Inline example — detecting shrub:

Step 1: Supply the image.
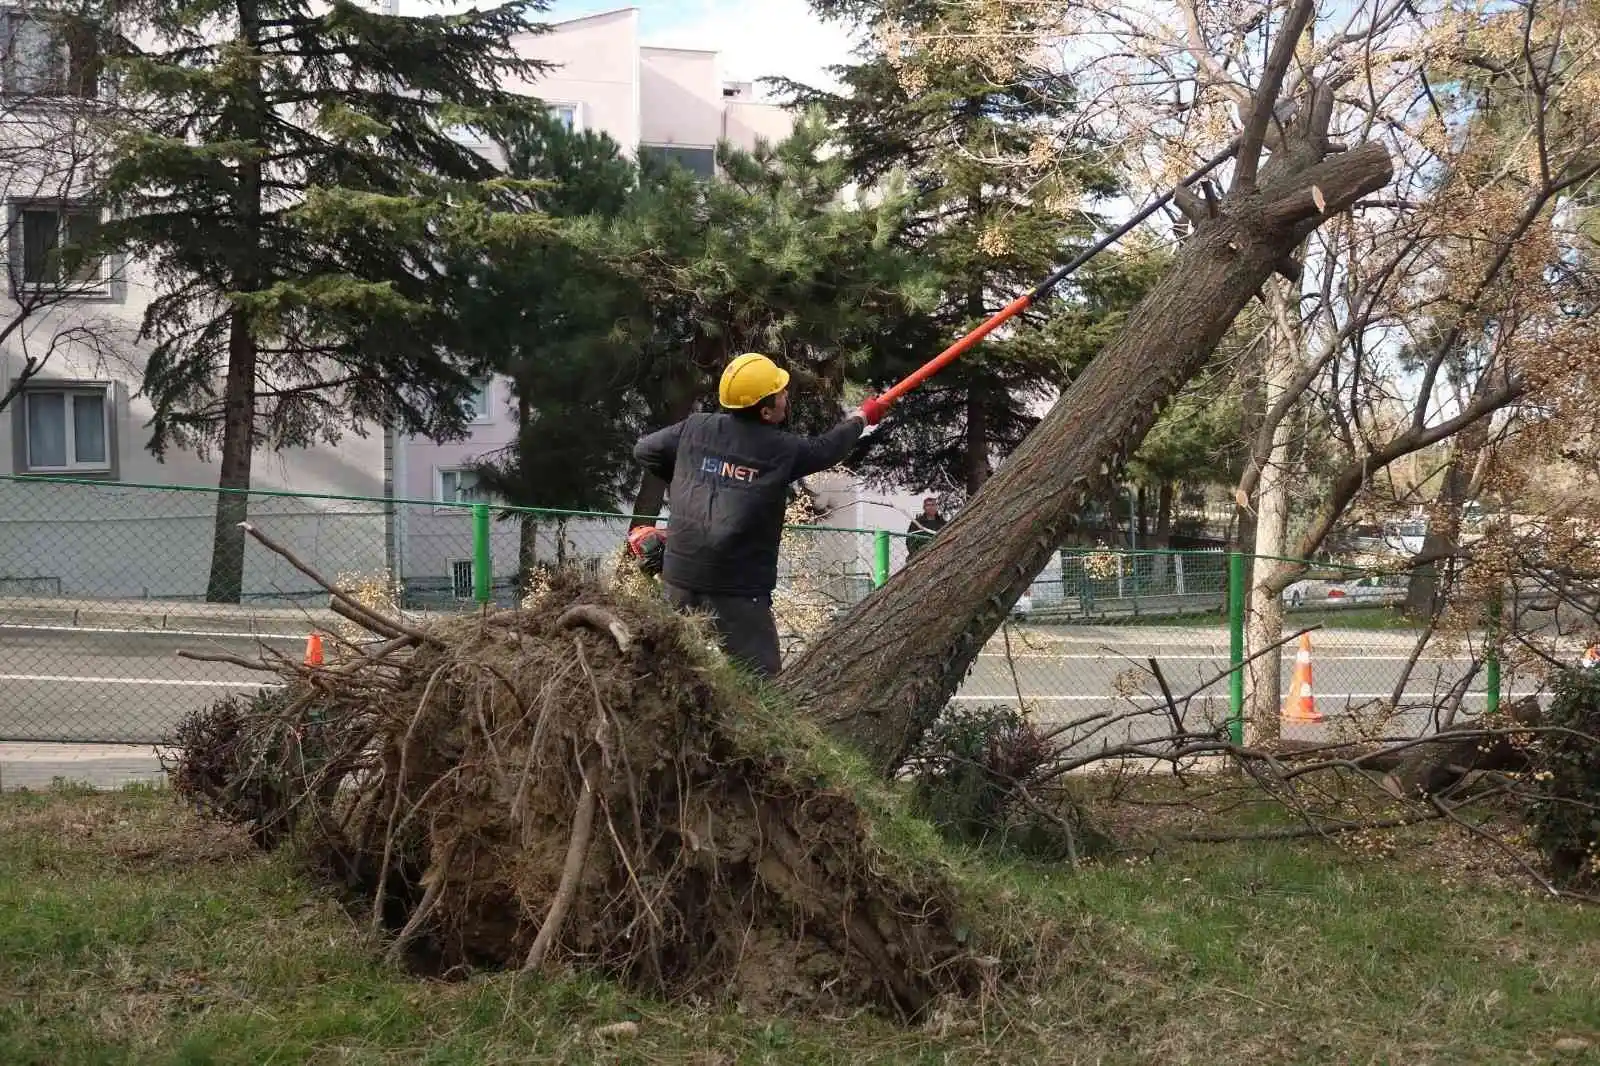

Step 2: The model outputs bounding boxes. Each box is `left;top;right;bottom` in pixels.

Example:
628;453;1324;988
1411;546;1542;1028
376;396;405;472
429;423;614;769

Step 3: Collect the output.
905;702;1104;861
1524;668;1600;886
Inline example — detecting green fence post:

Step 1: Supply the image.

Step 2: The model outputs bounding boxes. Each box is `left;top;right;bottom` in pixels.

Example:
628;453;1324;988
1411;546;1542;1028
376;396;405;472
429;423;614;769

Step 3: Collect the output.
1228;552;1246;745
472;503;492;605
1485;595;1502;715
872;529;891;588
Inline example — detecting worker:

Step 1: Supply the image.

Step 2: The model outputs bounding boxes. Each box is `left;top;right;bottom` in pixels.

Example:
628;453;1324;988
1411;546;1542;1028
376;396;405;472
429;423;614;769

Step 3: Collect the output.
905;496;946;559
633;353;885;678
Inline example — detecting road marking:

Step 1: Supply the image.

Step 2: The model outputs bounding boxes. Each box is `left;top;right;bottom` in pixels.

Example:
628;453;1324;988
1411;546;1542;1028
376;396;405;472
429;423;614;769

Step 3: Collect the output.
1;622;305;641
0;673;280;689
952;691;1540;703
972;646;1465;656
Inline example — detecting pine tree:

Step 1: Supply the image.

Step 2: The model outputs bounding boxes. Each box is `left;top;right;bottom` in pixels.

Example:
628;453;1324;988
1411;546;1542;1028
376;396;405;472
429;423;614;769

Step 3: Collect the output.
100;0;550;602
777;0;1135;495
461;112;643;584
598;111;937;520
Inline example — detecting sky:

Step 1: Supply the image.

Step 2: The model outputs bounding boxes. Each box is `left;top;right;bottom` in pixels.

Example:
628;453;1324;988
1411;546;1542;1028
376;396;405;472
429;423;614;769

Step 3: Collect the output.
399;0;861;96
551;0;858;94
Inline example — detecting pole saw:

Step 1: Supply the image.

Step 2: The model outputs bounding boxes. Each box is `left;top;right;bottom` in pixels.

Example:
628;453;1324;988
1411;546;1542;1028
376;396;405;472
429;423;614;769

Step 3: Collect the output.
871;139;1241;413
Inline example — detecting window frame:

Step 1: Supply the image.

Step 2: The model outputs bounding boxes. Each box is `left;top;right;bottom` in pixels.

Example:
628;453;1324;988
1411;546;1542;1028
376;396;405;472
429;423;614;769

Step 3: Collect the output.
448;558;475;600
548;102;581;132
463;378;494;425
0;7;100;100
434;465;488;512
639;143;717;181
11;200;111;296
13;380;114;475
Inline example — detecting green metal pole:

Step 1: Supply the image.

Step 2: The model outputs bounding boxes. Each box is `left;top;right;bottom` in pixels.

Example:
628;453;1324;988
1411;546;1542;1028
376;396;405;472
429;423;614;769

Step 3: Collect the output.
1485;595;1502;715
472;503;492;605
1228;552;1246;745
872;530;891;588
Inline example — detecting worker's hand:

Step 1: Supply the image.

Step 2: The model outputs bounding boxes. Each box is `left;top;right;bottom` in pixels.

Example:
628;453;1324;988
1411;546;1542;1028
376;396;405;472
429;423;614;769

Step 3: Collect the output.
857;396;889;426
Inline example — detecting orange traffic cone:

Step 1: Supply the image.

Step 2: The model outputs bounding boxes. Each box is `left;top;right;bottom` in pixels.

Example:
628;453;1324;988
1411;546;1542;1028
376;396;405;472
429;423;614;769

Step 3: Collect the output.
1281;632;1324;723
304;631;325;667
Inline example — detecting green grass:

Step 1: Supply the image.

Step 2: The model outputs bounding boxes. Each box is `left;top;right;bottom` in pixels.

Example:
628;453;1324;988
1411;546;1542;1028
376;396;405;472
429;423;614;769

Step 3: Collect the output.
2;786;1597;1064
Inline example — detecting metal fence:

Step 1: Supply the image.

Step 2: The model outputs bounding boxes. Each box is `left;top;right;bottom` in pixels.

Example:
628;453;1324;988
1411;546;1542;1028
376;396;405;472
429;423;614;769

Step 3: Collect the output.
0;475;1557;752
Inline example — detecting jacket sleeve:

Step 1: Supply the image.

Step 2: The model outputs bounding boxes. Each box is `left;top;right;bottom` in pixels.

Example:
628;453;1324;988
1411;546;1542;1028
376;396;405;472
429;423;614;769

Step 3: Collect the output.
791;415;866;479
634;421;684;482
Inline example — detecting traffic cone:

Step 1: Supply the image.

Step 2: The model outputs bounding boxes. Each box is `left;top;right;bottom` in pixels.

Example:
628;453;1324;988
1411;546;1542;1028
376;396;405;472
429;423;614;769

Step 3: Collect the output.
304;631;325;667
1281;632;1324;723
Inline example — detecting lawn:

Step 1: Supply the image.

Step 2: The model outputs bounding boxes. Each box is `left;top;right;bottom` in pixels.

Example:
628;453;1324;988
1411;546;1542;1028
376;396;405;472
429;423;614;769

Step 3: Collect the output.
2;785;1597;1065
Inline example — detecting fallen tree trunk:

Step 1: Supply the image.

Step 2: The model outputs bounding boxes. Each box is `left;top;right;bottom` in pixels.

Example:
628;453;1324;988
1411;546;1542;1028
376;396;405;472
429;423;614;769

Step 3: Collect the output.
779;58;1394;773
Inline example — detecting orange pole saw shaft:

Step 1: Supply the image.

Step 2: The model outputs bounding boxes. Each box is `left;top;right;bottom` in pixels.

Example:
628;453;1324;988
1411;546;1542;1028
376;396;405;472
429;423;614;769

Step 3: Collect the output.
874;139;1241;411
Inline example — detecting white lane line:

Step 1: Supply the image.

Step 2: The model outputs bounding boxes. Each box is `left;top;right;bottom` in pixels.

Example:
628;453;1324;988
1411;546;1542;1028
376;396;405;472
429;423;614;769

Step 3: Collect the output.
952;691;1540;702
2;622;306;641
0;673;281;688
975;653;1459;662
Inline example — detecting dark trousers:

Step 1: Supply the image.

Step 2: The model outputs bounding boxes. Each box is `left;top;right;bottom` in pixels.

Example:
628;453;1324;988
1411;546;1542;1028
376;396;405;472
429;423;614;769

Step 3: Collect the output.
662;582;782;679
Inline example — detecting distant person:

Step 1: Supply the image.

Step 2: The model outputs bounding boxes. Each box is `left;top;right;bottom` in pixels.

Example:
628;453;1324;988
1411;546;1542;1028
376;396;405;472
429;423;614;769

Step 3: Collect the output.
905;496;946;559
634;353;884;678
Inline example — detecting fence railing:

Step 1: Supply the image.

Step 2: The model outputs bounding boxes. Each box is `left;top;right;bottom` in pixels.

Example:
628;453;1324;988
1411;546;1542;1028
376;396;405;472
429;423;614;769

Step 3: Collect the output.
0;475;1553;751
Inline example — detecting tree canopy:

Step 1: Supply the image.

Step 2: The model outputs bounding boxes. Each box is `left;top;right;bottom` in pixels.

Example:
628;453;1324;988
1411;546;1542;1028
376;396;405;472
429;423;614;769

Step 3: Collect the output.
101;0;550;600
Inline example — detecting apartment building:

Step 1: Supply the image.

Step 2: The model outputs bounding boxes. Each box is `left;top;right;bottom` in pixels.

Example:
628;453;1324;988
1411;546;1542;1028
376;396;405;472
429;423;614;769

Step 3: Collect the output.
0;7;387;603
391;7;798;601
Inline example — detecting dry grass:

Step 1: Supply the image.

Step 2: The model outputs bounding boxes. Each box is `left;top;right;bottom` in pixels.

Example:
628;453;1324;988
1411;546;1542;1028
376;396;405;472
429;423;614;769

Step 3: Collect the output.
3;782;1600;1064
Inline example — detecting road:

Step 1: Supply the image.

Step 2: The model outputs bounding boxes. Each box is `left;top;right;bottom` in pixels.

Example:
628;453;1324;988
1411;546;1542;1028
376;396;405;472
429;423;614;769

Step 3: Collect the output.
1;621;1538;749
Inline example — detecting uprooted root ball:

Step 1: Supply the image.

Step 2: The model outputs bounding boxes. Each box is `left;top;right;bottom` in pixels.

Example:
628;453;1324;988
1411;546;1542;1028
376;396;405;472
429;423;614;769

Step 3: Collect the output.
168;572;1009;1017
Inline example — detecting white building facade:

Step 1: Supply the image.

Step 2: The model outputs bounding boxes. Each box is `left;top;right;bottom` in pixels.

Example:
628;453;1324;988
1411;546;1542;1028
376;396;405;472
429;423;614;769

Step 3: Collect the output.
391;7;800;603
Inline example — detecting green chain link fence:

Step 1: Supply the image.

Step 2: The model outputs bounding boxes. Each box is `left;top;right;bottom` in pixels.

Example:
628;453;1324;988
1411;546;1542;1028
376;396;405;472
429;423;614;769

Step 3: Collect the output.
0;475;1545;750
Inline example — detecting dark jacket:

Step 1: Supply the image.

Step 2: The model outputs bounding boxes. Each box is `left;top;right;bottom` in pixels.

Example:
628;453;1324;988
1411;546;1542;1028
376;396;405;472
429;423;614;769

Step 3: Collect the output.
905;513;946;556
635;411;864;596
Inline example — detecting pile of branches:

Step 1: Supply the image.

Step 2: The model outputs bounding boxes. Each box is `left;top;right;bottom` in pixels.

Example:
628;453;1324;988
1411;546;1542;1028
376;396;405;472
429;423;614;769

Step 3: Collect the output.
166;523;1002;1018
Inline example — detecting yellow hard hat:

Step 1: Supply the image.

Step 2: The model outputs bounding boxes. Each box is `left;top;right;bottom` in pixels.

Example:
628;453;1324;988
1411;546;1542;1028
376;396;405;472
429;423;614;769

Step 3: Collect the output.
719;353;791;409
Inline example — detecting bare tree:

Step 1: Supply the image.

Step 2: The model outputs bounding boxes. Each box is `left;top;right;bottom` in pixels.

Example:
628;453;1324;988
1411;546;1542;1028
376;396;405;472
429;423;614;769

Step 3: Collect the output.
780;0;1396;773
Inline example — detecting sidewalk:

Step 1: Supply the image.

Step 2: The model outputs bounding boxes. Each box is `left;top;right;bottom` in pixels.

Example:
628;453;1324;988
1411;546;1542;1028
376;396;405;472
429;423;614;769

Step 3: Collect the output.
0;742;167;791
1;594;340;637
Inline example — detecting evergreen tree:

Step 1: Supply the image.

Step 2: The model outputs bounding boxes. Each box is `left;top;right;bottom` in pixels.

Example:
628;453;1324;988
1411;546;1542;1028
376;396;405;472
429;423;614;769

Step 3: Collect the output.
461;112;643;583
1128;361;1247;539
598;111;937;519
778;0;1138;494
100;0;550;602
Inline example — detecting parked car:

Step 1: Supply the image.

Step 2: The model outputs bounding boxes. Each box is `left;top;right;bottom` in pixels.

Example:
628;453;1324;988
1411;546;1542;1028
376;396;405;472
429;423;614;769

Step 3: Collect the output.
1283;575;1407;607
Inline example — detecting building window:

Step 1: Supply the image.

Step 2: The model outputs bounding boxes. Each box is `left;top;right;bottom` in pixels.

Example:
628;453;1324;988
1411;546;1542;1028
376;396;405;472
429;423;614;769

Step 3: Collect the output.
450;559;475;600
550;104;578;131
0;10;99;98
436;467;488;508
463;379;494;424
18;383;111;473
640;144;716;181
14;203;104;290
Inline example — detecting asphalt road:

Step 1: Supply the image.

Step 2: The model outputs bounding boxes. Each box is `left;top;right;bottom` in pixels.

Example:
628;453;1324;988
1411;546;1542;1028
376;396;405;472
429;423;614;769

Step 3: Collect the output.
1;622;1536;748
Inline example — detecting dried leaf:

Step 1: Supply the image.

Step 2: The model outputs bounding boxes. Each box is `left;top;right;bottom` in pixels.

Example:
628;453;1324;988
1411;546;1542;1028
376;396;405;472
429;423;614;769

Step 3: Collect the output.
1312;185;1327;213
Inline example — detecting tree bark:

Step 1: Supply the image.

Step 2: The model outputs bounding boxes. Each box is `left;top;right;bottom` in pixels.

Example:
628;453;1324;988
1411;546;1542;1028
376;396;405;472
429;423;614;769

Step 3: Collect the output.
1404;419;1489;617
1243;280;1299;743
518;514;539;594
1156;482;1174;540
778;120;1393;773
205;0;264;605
964;380;990;494
206;309;257;603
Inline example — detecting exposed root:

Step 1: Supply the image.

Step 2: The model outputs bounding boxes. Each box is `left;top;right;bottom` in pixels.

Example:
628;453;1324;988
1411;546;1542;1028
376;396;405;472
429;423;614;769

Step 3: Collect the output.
524;750;599;974
167;561;1006;1018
